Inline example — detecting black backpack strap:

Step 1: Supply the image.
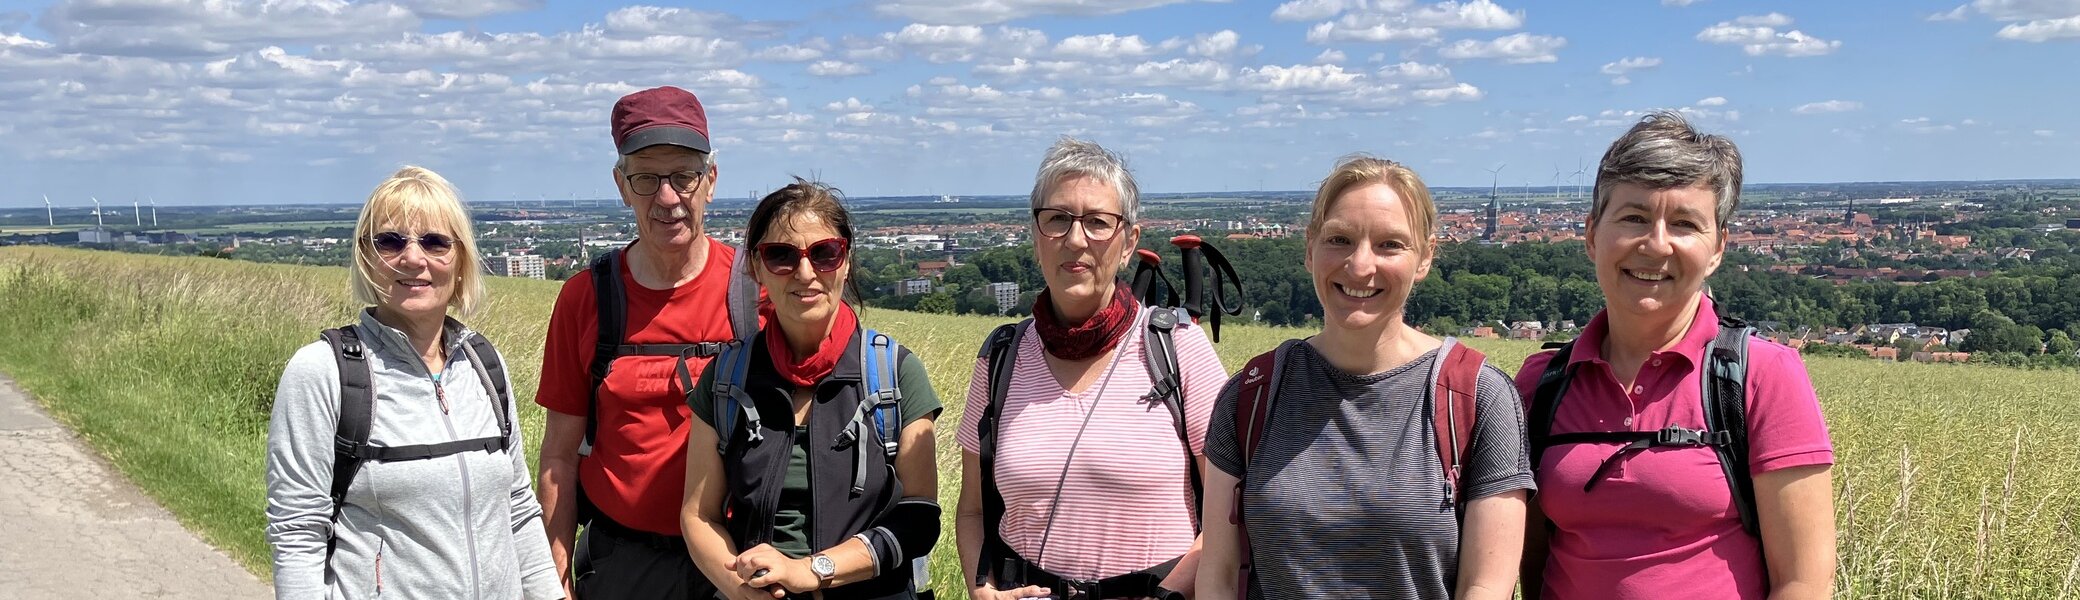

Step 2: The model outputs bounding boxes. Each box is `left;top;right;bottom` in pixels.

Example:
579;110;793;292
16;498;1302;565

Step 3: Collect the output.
975;320;1027;586
1706;316;1760;538
585;249;626;455
321;326;374;560
725;245;761;342
1139;307;1200;529
1527;340;1579;468
461;334;514;453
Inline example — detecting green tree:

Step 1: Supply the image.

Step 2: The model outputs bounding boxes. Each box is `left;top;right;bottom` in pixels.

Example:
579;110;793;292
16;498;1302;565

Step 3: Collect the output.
915;292;955;314
2047;330;2076;356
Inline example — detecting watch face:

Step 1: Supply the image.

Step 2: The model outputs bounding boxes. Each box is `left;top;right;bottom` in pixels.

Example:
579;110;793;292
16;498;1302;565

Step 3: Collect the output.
812;554;837;577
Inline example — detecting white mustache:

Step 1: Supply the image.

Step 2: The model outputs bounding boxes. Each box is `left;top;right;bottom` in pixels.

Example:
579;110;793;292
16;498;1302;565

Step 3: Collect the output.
652;206;690;221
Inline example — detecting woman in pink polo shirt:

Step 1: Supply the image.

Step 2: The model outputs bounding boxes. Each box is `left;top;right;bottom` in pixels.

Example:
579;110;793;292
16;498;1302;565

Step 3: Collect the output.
1513;111;1837;600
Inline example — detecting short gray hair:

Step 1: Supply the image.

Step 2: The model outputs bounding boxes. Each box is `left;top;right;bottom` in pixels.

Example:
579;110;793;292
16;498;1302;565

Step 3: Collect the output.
1591;110;1743;231
1030;137;1139;223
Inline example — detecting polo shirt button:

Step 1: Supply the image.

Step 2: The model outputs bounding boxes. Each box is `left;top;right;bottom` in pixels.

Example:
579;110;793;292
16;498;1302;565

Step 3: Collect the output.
1651;359;1663;367
1632;385;1644;395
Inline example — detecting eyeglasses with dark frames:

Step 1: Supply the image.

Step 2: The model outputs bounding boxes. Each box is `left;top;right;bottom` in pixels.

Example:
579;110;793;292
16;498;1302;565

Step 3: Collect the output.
623;168;709;197
754;238;851;276
1032;207;1126;241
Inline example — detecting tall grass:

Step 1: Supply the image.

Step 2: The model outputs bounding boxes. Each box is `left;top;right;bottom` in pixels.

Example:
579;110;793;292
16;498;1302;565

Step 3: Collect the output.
0;247;2075;598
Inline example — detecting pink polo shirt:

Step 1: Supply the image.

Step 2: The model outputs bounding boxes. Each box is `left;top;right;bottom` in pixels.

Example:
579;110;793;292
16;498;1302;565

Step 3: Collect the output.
1513;296;1834;600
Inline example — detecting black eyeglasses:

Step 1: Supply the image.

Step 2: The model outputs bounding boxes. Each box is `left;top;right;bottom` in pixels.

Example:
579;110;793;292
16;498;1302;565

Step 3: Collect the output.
1032;208;1126;241
369;231;456;258
754;238;850;276
624;169;708;197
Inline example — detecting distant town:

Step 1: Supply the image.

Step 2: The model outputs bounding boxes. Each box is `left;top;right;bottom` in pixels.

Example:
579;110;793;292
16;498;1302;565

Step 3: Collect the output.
6;179;2079;368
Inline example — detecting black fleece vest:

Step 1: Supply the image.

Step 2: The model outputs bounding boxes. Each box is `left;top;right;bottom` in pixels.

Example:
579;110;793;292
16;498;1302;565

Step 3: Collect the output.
721;329;918;600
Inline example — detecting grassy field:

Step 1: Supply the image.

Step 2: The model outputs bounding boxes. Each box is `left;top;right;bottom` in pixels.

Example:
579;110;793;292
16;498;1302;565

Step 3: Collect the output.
0;246;2076;598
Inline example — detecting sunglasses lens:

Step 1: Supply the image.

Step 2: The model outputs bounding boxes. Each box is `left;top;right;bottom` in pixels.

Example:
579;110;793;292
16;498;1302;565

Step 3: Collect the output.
372;232;409;255
758;245;799;274
420;234;455;256
808;240;846;271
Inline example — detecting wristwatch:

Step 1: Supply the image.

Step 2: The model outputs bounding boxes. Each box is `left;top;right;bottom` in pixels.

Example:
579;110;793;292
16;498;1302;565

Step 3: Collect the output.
809;553;838;584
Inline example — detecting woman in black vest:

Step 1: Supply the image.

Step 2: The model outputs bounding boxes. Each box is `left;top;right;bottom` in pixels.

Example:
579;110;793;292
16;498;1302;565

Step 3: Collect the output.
681;179;944;600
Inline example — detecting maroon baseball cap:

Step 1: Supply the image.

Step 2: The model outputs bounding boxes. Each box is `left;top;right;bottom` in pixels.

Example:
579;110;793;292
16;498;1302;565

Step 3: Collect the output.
611;86;711;155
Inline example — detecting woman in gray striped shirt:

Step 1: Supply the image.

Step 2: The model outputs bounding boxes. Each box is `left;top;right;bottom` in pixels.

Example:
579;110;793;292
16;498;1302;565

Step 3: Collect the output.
1196;156;1535;600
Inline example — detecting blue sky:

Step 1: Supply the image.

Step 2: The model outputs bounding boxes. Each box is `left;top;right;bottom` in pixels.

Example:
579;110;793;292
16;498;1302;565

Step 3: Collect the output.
0;0;2075;207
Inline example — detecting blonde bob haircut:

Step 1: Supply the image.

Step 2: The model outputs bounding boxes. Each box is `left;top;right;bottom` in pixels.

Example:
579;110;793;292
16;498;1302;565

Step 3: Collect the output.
349;166;485;318
1305;155;1439;257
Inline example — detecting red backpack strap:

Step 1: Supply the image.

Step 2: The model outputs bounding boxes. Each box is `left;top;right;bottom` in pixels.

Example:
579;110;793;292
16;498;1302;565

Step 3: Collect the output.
1432;337;1486;511
1230;340;1296;600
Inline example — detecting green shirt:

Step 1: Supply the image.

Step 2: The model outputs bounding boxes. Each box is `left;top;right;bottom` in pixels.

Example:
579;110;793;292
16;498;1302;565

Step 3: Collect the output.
689;349;942;558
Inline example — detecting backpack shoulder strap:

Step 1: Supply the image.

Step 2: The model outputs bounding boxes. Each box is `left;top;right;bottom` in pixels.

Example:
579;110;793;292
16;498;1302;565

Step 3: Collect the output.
585;249;626;454
862;329;904;461
1430;337;1486;511
1230;339;1297;598
1528;340;1579;468
320;326;373;559
973;320;1027;586
725;244;761;342
460;335;515;452
710;338;762;455
1705;316;1761;538
1138;307;1200;528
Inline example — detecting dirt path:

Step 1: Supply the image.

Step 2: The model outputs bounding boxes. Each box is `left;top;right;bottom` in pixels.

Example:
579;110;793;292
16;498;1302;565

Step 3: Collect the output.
0;374;270;599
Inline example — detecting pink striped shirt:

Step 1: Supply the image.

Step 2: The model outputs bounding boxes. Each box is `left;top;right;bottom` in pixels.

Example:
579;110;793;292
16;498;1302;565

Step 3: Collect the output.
957;313;1228;580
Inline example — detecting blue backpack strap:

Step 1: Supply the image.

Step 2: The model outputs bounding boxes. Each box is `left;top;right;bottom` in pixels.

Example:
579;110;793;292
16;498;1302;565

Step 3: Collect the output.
863;329;904;461
711;341;762;455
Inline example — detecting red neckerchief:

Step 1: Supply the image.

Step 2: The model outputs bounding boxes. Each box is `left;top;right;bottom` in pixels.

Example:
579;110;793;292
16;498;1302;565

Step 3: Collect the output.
1031;284;1137;361
760;302;859;388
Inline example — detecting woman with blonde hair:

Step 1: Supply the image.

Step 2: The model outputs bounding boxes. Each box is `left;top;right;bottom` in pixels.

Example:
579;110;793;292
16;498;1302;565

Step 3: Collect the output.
265;166;563;599
1197;156;1533;600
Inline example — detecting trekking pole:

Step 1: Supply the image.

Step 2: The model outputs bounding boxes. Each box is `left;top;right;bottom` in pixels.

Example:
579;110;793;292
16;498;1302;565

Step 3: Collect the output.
1130;248;1175;307
1171;235;1207;322
1170;234;1247;342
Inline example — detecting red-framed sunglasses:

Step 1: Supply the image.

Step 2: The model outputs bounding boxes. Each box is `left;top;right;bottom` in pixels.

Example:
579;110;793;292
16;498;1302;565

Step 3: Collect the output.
753;238;850;276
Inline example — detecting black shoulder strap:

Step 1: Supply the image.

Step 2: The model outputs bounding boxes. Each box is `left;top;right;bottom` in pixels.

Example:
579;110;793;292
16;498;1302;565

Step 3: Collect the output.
1527;339;1578;468
975;320;1027;586
321;326;373;560
586;249;626;452
1705;315;1760;538
463;334;515;452
1140;307;1201;529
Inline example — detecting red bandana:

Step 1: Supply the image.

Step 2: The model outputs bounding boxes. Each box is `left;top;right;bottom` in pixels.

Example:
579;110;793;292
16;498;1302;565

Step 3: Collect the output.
760;302;860;389
1031;284;1138;361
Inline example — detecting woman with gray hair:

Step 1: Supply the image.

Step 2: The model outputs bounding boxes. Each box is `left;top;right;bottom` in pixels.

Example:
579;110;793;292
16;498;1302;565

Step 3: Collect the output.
1513;111;1836;600
955;138;1230;599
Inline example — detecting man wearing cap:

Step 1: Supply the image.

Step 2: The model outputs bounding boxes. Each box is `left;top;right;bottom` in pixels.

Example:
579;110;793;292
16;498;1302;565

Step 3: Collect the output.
536;85;756;599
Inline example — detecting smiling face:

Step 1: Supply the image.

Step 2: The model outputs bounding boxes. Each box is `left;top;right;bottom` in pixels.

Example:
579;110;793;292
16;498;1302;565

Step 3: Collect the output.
1031;173;1140;320
1585;182;1726;321
370;218;458;325
752;211;849;335
1305;182;1433;336
616;145;714;249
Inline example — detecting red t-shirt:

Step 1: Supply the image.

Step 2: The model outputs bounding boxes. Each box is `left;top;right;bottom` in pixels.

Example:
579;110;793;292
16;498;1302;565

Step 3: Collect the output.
537;239;739;535
1513;295;1834;600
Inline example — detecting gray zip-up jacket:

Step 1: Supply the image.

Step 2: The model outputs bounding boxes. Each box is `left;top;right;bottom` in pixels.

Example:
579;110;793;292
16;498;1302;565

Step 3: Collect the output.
265;310;562;599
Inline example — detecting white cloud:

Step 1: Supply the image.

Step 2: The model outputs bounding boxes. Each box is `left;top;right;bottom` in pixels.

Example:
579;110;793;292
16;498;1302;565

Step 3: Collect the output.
1301;0;1525;44
1377;61;1451;80
1600;56;1660;76
1997;15;2080;41
1928;5;1971;21
824;97;874;112
882;23;1047;63
1899;117;1958;133
1053;34;1172;59
599;5;781;37
1315;48;1347;63
1564;114;1588;123
40;0;420;57
871;0;1211;25
806;60;870;76
1662;0;1702;6
1413;82;1483;103
1696;96;1727;106
1186;30;1242;57
1438;33;1567;64
1272;0;1355;21
1972;0;2080;21
1697;15;1842;57
1793;100;1862;114
2035;129;2057;137
392;0;542;20
753;44;825;62
1230;63;1363;92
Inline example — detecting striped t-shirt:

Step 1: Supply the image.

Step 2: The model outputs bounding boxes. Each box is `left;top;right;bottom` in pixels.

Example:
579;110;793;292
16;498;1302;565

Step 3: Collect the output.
1206;341;1535;600
956;313;1229;581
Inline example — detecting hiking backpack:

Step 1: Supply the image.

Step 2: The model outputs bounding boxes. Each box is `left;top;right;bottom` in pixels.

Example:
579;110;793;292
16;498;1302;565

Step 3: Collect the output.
1527;315;1762;539
1226;337;1488;597
319;325;514;558
581;245;760;457
971;307;1199;599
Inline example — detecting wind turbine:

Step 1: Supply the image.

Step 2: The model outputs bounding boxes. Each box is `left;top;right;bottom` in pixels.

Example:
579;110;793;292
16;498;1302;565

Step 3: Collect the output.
42;194;53;227
133;198;141;226
91;196;103;228
1552;165;1566;200
149;197;158;227
1571;159;1588;201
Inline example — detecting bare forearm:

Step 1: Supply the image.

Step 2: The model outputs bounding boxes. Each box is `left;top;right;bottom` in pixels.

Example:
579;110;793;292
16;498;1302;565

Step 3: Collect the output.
538;456;580;579
683;515;747;590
